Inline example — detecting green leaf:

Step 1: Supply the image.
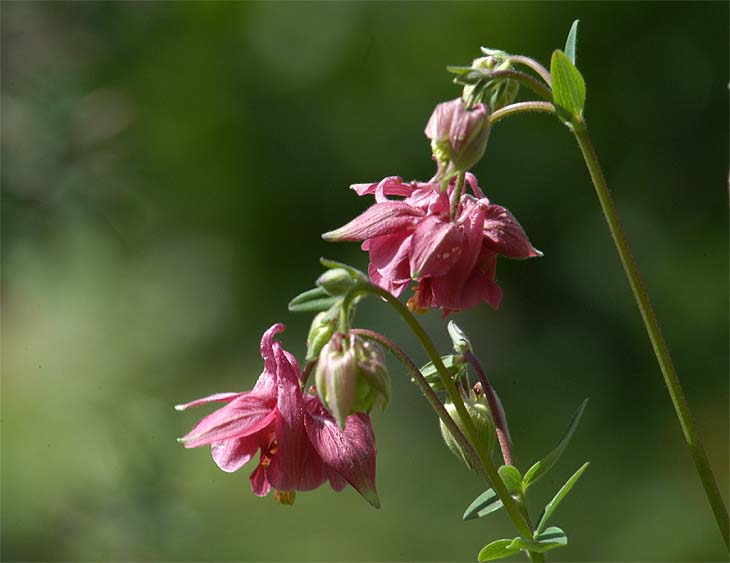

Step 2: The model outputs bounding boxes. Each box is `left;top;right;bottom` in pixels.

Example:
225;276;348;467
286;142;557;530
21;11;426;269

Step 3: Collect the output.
446;65;475;75
536;462;590;533
463;488;503;520
550;50;586;123
535;526;568;550
506;529;567;554
477;539;521;562
418;355;465;392
522;398;589;490
564;20;580;64
498;465;523;495
288;287;340;313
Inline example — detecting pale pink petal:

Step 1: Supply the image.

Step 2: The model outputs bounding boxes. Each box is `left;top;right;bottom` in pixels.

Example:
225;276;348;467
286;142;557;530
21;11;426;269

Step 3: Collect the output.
351;177;414;198
409;216;464;278
179;393;277;448
249;462;272;497
211;435;261;473
465;172;486;199
304;401;380;508
174;392;242;411
322;202;423;242
482;204;542;259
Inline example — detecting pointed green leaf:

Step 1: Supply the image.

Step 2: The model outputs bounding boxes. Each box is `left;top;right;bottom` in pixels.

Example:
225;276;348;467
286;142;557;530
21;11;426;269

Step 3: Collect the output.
463;488;503;520
522;398;589;490
564;20;580;64
535;526;568;550
536;462;590;533
288;287;341;313
446;65;475;75
498;465;523;495
418;355;465;392
550;50;586;123
478;539;521;562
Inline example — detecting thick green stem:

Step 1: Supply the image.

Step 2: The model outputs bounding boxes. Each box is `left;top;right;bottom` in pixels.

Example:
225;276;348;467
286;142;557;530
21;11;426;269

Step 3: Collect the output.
341;283;543;560
450;172;466;221
350;328;482;473
572;117;730;549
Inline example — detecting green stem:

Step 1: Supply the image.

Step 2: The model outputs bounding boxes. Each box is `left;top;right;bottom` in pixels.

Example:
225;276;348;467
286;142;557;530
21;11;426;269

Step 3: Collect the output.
490;101;556;126
571;117;730;549
350;328;482;473
507;55;552;87
342;283;543;560
450;172;466;221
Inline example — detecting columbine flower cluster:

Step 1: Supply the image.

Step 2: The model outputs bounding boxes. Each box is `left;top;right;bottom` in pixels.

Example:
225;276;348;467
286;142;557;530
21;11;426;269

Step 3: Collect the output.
177;94;539;508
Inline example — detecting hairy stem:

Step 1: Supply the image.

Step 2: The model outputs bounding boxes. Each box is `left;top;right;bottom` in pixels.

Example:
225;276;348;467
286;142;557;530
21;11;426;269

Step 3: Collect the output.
507;55;552;86
350;328;481;473
450;172;466;222
490;101;556;126
463;351;514;467
341;283;542;560
572;117;730;549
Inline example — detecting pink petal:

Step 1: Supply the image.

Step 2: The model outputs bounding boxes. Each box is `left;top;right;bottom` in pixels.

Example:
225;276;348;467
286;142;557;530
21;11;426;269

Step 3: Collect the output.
351;177;414;199
266;435;328;492
368;232;412;284
409;216;464;278
458;251;503;311
249;461;272;497
322;202;423;242
367;264;410;297
482;204;542;259
465;172;486;199
211;435;261;473
304;401;380;508
179;393;277;448
174;392;242;411
254;323;287;394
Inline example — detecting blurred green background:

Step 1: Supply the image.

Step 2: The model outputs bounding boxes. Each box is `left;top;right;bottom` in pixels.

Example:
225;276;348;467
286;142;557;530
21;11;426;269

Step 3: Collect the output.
2;2;728;561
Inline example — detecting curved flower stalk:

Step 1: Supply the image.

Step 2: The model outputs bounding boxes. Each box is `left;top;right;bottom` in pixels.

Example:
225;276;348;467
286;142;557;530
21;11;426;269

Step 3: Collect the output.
323;174;540;315
176;323;379;507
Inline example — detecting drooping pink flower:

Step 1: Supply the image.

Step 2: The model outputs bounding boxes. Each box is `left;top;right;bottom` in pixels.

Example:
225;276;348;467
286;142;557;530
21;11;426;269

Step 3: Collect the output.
176;323;379;507
323;174;540;314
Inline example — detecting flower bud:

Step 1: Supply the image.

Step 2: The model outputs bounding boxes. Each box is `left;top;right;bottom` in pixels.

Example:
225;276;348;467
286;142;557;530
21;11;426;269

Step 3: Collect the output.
440;390;495;472
352;336;390;413
425;99;490;177
316;333;357;428
316;268;357;296
305;306;338;361
315;333;390;427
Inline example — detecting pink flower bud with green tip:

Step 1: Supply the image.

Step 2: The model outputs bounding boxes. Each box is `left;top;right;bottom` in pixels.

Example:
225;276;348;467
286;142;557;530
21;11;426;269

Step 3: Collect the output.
176;323;380;508
425;99;490;177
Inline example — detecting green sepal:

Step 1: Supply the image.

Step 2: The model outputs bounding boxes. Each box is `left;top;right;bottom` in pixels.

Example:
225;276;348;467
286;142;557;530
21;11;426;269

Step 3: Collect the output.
477;539;521;562
522;398;589;490
319;257;367;282
564;20;580;64
536;462;590;534
446;65;475;75
418;354;466;392
447;320;472;353
534;526;568;551
462;488;503;520
550;49;586;125
498;465;523;495
288;287;341;313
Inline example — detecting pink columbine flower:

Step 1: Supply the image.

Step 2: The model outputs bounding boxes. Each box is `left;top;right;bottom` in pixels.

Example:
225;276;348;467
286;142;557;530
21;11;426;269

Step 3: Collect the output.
176;323;380;508
322;174;540;314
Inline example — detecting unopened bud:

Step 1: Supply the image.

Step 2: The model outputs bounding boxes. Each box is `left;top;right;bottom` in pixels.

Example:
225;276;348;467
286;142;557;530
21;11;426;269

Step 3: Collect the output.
440;391;495;472
306;307;338;361
317;268;357;296
315;333;391;427
316;333;357;428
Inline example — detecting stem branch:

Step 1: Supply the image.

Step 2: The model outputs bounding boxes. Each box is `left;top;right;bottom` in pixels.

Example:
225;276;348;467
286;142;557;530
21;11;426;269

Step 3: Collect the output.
572;117;730;549
490;101;556;126
507;55;552;87
350;328;481;473
450;172;466;221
